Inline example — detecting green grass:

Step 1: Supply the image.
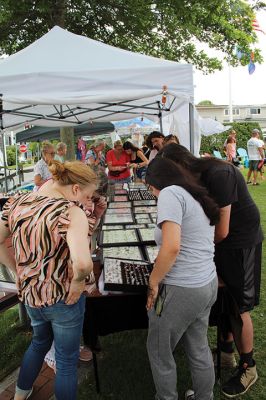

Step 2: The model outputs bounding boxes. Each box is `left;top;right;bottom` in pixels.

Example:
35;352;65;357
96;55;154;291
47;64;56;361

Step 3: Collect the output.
0;170;265;400
0;306;31;381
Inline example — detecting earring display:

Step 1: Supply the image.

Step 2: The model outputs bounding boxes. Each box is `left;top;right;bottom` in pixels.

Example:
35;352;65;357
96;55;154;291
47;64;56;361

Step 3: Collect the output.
144;245;159;263
106;207;132;215
108;201;132;208
134;206;157;214
114;184;124;190
99;229;139;247
114;189;128;195
140;190;157;200
102;246;143;261
134;214;151;224
133;200;156;206
128;191;142;201
113;195;129;202
103;213;134;224
125;224;146;229
128;183;146;190
138;228;155;244
104;257;153;292
102;225;124;231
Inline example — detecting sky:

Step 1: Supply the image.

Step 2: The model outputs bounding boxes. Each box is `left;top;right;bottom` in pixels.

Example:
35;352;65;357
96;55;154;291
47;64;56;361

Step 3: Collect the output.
193;10;266;106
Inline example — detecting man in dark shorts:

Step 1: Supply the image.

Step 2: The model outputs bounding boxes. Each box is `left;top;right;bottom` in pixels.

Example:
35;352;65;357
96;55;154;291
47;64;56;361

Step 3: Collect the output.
156;143;263;399
201;161;263;398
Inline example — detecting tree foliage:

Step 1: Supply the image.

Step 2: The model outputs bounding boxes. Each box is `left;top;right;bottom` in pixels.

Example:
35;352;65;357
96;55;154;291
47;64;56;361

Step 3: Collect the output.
200;121;262;154
0;0;265;72
197;100;214;105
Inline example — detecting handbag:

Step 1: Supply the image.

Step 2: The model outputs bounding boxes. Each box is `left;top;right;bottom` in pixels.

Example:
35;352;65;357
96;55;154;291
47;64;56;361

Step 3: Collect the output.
109;168;127;177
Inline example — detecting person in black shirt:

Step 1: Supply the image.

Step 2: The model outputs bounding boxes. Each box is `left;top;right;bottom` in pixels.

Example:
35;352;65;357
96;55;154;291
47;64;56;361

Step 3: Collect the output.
157;143;263;399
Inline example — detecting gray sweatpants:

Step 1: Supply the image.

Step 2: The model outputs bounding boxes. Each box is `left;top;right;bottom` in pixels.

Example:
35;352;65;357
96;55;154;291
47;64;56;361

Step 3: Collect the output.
147;277;218;400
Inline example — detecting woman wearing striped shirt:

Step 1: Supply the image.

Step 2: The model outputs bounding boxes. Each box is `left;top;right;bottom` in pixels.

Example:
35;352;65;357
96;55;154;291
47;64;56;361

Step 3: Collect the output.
0;161;98;400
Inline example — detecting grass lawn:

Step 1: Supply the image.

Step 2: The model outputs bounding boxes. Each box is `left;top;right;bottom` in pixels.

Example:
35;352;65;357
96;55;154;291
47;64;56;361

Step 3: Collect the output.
0;169;265;400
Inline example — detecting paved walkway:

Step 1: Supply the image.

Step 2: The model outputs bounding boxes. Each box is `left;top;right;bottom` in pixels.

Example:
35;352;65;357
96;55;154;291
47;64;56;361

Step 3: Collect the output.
0;361;92;400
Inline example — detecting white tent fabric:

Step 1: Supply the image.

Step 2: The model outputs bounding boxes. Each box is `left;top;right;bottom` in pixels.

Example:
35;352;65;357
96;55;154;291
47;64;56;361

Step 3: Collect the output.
0;26;194;130
162;106;229;156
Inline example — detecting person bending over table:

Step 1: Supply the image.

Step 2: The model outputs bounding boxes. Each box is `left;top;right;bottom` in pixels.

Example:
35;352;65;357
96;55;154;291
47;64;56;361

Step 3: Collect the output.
158;143;263;398
0;160;98;400
123;140;149;181
106;140;131;184
145;157;219;400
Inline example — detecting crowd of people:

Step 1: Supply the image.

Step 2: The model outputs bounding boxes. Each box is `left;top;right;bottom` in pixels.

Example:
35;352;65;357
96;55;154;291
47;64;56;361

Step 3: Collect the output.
0;127;264;400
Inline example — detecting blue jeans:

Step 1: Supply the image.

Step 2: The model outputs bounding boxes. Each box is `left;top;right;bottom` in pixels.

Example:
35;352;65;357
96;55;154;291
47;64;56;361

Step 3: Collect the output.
16;295;85;400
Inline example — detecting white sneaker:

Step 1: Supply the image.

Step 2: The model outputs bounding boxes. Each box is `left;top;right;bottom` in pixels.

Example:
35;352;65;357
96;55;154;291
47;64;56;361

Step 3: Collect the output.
185;389;195;400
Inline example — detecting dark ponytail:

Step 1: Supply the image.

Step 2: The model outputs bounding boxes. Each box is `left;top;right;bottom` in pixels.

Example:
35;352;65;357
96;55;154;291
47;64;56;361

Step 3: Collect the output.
145;157;220;226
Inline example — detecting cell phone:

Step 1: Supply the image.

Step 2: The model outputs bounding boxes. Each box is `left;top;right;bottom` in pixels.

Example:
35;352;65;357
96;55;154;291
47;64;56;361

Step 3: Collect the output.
154;284;166;317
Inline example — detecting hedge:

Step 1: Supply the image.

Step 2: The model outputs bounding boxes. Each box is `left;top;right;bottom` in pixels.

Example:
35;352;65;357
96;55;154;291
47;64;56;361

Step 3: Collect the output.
200;122;262;155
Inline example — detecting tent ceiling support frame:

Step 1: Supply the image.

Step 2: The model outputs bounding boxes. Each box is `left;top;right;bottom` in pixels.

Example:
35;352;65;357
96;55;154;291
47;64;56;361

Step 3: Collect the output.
1;95;175;129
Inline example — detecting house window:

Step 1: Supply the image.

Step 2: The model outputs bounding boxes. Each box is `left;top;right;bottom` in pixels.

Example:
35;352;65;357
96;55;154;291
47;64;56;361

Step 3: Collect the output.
224;109;240;116
250;108;261;115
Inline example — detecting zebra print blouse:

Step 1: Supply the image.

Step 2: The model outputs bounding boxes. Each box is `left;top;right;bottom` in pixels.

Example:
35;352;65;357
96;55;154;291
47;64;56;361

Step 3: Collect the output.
1;193;96;308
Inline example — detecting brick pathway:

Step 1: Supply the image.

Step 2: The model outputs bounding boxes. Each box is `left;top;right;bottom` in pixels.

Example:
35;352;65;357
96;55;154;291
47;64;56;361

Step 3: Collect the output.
0;363;55;400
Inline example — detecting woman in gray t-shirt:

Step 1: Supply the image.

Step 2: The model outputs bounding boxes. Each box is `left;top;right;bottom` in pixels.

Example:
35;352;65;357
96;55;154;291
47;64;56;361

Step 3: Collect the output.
145;157;219;400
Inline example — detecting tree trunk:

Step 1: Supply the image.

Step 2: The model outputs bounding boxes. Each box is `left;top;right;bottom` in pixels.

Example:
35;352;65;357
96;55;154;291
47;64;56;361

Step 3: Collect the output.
52;0;66;28
60;127;75;160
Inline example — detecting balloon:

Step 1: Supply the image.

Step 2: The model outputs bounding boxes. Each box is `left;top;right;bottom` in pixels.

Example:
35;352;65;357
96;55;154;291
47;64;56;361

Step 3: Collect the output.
236;49;243;59
248;62;256;75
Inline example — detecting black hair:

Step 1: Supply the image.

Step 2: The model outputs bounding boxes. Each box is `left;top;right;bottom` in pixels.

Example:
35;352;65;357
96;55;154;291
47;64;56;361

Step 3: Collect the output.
123;141;139;152
158;143;227;174
145;157;220;226
146;131;165;149
163;134;180;144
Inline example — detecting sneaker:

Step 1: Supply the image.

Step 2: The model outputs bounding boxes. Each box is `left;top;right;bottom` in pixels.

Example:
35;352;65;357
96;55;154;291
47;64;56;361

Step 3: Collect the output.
79;345;93;362
247;181;252;184
213;349;237;369
222;363;258;398
185;389;195;400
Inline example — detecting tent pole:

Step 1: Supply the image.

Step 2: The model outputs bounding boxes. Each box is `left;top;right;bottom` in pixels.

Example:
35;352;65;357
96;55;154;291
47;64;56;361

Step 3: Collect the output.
189;103;194;155
0;94;8;193
157;101;163;134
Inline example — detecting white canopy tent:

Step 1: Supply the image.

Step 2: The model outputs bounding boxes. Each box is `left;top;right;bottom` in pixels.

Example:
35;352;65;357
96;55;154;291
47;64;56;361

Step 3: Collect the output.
0;26;195;190
0;26;194;128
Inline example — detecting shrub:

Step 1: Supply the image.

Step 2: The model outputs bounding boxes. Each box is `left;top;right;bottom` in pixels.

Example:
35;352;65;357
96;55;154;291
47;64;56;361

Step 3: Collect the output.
200;122;262;154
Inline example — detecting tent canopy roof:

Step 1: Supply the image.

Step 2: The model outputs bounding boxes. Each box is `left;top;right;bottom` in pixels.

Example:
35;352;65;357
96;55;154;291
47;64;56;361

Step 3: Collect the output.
16;121;114;142
0;26;194;129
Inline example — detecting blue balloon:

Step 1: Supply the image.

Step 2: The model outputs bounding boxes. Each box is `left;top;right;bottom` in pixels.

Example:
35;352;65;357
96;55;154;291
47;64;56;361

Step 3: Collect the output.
236;50;243;59
248;62;256;75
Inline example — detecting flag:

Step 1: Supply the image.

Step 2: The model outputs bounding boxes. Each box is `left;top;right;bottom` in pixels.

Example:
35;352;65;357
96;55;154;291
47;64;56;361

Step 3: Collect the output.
252;19;265;34
248;62;255;75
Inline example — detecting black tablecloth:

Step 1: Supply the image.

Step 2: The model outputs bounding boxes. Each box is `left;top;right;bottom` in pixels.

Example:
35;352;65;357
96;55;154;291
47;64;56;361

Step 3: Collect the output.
83;293;148;350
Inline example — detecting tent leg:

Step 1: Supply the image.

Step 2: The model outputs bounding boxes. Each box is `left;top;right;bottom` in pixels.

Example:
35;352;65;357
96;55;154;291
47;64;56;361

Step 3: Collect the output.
189;103;194;155
0;95;8;193
157;101;163;134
